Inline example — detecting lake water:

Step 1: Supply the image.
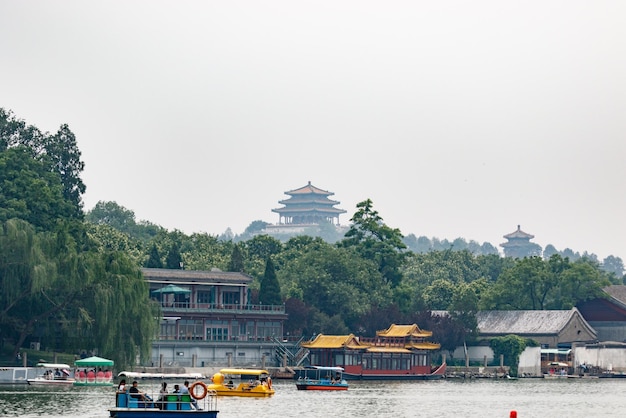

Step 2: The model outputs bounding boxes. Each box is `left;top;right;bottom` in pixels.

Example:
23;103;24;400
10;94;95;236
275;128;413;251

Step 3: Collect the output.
1;378;626;418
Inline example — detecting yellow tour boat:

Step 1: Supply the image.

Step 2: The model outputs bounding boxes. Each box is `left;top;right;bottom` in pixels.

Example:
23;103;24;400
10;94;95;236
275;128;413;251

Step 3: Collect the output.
193;369;274;398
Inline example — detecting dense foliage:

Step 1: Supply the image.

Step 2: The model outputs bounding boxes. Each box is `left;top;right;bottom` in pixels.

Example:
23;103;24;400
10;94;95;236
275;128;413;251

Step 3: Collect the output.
2;107;625;368
0;109;159;368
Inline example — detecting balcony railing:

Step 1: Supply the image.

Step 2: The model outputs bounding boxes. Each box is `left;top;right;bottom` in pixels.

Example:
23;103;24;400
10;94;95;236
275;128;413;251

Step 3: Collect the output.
158;302;285;314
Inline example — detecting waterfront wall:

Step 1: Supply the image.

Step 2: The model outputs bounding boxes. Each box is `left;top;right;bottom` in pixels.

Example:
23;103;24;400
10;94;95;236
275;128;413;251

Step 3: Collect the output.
150;340;280;369
573;344;626;372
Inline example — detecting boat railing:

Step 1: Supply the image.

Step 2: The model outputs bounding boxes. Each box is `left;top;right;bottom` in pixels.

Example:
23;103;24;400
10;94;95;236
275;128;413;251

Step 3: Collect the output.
159;301;285;314
116;389;217;411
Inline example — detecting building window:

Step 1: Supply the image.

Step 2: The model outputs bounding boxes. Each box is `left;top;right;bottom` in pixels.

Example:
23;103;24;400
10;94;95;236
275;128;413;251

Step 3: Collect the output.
178;319;203;340
222;291;240;305
197;290;214;305
257;321;281;339
206;320;229;341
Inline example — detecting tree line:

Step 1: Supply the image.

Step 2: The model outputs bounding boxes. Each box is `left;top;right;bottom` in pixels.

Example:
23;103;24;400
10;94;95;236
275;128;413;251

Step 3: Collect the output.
1;108;624;368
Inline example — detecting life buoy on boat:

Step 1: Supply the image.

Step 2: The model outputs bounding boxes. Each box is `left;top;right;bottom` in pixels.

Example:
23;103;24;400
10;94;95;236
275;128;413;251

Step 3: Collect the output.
190;382;208;400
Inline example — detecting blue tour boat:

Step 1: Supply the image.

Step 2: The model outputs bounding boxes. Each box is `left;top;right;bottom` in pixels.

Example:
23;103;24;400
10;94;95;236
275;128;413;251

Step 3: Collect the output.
109;385;218;418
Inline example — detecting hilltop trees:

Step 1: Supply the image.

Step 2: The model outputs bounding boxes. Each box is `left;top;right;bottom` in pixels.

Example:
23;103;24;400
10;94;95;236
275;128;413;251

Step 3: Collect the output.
339;199;406;286
1;109;85;220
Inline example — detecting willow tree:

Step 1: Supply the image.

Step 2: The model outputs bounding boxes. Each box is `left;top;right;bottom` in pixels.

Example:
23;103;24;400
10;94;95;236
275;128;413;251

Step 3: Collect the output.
81;251;160;369
0;219;56;357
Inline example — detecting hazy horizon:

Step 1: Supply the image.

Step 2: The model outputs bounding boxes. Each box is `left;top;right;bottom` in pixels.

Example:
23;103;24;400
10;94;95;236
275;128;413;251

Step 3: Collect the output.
1;1;624;260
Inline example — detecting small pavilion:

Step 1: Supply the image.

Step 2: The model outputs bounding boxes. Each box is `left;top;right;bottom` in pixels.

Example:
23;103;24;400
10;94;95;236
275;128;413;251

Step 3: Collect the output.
272;181;346;226
500;225;541;258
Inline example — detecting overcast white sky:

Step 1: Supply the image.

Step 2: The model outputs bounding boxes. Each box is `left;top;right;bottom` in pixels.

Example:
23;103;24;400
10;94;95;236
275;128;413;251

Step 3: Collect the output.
1;1;625;260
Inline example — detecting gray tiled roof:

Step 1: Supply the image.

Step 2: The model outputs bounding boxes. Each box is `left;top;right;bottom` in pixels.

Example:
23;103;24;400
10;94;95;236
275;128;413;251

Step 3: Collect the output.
476;309;580;335
141;268;253;285
604;285;626;308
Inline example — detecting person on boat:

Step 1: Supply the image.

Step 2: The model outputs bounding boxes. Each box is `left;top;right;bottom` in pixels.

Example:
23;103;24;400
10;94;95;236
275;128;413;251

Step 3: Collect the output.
129;380;153;408
179;380;201;410
157;382;168;409
117;379;127;392
173;384;180;393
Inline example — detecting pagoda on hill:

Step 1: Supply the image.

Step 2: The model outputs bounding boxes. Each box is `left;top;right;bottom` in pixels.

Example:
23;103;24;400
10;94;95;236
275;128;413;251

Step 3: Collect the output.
272;181;347;226
500;225;542;258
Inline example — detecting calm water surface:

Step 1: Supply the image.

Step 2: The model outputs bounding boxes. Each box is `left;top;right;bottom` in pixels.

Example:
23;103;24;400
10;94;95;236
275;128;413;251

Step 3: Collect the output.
1;378;626;418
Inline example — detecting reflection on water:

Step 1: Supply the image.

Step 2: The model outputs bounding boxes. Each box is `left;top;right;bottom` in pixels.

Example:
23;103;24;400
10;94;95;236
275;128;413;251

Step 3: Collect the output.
2;378;626;418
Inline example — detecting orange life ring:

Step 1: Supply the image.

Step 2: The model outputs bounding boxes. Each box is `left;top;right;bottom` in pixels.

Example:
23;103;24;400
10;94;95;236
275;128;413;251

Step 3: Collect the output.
190;382;208;400
267;377;272;390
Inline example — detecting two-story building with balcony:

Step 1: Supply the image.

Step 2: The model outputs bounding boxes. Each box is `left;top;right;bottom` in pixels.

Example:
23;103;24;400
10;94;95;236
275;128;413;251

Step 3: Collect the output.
143;268;288;369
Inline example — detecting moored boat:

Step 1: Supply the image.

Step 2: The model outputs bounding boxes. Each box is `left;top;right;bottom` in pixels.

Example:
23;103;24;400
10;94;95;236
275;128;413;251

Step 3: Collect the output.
543;362;570;379
109;385;218;418
295;366;348;391
300;324;446;380
203;369;274;397
74;356;115;386
27;363;75;386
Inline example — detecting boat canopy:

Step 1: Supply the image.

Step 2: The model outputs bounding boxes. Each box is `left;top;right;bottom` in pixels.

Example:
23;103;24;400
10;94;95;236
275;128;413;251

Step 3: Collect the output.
36;363;71;369
75;356;114;367
118;371;205;379
541;349;571;355
219;368;270;377
304;366;344;372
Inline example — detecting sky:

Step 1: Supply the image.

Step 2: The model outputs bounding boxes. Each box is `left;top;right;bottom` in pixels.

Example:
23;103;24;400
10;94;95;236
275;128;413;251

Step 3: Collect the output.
1;1;625;260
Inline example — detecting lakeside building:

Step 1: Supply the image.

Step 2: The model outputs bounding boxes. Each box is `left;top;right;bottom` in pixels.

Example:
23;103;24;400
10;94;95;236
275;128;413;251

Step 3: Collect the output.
143;268;290;368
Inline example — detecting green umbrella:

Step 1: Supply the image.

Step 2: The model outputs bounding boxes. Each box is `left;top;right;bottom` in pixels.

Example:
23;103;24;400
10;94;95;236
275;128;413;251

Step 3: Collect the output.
151;284;191;295
75;356;114;367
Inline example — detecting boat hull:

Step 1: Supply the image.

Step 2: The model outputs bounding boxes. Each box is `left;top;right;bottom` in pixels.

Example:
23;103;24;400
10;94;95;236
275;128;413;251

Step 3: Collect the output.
204;385;274;397
296;383;348;391
109;408;217;418
27;378;75;386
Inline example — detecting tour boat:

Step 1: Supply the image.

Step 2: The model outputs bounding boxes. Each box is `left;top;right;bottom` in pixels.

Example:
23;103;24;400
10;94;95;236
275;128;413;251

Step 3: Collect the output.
110;386;218;418
74;356;115;386
202;369;274;397
300;324;447;380
295;366;349;391
27;363;75;386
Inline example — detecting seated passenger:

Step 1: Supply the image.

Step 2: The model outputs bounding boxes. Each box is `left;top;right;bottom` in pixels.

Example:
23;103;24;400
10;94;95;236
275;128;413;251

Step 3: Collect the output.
129;380;153;408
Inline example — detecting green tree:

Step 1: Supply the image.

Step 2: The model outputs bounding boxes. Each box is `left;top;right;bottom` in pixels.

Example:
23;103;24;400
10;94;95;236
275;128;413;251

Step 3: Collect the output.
602;255;624;279
0;219;56;356
278;242;391;332
481;256;552;310
489;335;528;377
86;201;137;232
423;279;456;310
449;283;479;341
228;243;244;272
1;109;85;219
339;199;406;286
43;124;86;217
0;147;75;230
259;258;282;306
166;243;183;269
83;251;160;368
145;243;163;268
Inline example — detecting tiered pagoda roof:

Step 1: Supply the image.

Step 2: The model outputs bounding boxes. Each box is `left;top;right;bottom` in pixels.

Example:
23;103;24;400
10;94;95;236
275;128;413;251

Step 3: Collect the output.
500;225;541;258
301;324;441;352
272;181;347;225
